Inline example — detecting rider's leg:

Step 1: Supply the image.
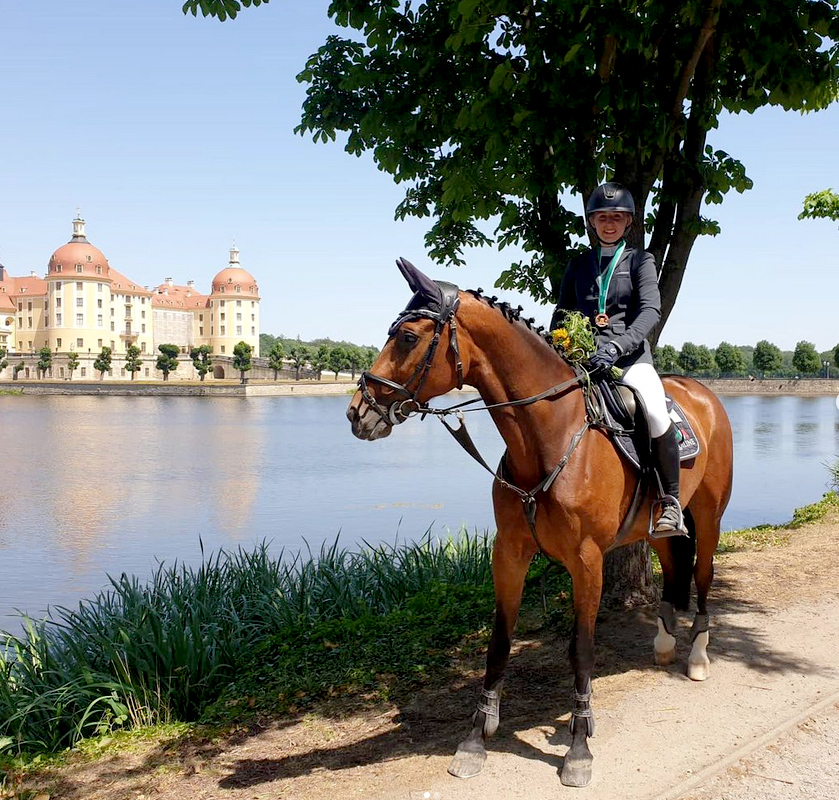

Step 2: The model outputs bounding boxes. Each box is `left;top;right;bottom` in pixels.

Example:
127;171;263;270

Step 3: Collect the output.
650;423;687;535
620;363;687;537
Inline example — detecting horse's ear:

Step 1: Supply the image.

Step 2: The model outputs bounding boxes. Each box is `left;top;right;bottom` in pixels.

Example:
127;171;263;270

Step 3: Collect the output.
396;257;441;305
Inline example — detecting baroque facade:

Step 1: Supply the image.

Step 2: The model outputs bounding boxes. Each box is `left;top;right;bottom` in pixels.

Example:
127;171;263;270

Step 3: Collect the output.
0;216;261;380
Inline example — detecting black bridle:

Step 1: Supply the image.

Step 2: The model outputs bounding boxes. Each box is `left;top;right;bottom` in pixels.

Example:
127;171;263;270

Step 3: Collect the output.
358;280;464;426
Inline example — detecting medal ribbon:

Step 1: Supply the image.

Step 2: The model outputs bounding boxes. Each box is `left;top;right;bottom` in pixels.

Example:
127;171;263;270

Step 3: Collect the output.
596;240;626;315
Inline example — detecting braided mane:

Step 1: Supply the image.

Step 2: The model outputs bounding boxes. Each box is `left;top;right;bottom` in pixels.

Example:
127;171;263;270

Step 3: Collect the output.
465;288;555;349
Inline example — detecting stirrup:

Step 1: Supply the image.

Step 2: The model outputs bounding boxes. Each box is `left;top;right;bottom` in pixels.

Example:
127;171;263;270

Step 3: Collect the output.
649;495;688;539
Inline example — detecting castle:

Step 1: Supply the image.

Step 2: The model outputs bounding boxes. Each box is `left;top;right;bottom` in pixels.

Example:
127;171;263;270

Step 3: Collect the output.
0;216;261;380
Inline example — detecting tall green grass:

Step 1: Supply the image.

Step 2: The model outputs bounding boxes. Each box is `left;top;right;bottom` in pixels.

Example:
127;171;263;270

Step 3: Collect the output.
0;530;494;755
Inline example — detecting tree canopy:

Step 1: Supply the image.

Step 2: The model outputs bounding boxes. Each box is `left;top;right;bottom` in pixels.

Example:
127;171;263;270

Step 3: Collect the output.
792;340;822;374
799;188;839;225
186;0;839;337
93;346;113;379
156;344;181;381
233;341;254;383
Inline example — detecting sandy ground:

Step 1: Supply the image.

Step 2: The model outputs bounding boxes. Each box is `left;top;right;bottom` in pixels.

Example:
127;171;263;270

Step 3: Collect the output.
11;515;839;800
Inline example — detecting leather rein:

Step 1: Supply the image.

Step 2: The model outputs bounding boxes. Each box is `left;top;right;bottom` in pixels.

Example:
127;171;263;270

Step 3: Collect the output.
358;285;596;547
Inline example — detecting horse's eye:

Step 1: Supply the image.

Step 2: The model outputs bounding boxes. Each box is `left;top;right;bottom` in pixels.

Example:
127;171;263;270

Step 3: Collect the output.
399;330;419;346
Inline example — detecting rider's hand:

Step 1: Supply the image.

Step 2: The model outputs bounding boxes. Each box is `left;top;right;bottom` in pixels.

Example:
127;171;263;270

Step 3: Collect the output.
588;341;622;374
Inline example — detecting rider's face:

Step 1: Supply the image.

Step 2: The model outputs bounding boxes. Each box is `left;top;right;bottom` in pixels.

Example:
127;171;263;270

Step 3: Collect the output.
590;211;632;244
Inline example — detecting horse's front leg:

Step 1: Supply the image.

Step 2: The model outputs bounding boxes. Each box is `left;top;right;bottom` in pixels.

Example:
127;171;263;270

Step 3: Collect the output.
561;541;603;788
448;527;535;779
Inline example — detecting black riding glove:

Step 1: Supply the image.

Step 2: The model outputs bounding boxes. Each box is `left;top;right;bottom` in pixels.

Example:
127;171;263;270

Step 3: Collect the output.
588;341;622;375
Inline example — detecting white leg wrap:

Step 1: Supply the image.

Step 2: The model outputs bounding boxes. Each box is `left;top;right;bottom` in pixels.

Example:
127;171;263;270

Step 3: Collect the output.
687;630;711;681
654;618;677;665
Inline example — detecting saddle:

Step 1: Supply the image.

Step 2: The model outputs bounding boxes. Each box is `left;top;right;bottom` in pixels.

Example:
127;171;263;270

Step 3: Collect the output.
589;378;701;471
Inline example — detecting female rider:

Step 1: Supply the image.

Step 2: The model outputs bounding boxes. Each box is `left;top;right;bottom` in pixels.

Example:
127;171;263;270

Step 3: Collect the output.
552;182;686;537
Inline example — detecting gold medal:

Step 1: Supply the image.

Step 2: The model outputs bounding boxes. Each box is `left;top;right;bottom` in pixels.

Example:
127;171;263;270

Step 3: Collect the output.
594;313;610;328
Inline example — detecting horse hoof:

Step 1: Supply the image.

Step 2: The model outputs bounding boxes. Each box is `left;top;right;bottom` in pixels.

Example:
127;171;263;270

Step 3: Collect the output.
560;755;593;787
448;743;487;779
687;658;710;681
654;619;677;666
688;630;710;681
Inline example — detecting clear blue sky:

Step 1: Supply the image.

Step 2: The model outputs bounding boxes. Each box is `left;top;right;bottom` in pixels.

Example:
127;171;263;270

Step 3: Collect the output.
2;0;837;351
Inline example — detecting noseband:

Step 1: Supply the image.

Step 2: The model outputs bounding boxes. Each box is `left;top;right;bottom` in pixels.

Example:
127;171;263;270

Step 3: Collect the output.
359;280;464;426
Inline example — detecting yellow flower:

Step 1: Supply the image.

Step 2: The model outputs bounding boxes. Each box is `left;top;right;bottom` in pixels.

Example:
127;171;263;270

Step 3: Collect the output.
551;328;569;347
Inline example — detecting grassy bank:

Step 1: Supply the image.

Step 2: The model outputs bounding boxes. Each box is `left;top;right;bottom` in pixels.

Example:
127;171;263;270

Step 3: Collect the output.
2;491;837;783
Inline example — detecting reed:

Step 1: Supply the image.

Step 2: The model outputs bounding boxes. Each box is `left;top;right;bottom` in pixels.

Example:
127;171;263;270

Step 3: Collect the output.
0;528;494;754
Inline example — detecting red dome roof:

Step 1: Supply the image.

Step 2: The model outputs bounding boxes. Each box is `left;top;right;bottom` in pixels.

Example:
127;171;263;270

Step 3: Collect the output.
48;241;111;279
211;266;259;296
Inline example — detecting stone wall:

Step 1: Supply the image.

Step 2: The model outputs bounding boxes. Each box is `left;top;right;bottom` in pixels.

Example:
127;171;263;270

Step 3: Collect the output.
0;380;356;397
697;378;839;396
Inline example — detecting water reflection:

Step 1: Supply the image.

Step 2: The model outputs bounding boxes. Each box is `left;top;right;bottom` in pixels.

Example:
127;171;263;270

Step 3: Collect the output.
0;393;837;628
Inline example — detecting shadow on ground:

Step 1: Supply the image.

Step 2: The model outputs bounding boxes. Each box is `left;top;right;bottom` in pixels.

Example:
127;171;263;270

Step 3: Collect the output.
31;550;829;800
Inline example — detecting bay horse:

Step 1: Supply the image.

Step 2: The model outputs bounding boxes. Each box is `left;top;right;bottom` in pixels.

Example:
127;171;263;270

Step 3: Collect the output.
347;258;733;788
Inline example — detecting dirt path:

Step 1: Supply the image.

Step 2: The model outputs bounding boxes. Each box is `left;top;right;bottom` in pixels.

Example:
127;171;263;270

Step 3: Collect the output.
15;516;839;800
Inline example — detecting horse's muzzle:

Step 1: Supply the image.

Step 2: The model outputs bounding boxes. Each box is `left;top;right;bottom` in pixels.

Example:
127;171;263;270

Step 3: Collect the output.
347;394;393;441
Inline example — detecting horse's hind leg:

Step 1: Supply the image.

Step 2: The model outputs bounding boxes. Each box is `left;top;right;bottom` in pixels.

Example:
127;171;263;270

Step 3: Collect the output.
652;528;696;666
686;506;720;681
448;529;535;779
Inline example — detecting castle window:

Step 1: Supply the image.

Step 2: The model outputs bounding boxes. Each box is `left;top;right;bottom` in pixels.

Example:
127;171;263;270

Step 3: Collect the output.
55;282;62;290
236;326;242;336
76;282;83;291
76;265;83;273
76;338;83;348
76;297;84;307
57;338;62;348
76;313;83;326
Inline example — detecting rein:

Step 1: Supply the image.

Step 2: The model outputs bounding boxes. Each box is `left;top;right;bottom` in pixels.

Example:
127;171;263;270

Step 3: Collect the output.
358;284;600;551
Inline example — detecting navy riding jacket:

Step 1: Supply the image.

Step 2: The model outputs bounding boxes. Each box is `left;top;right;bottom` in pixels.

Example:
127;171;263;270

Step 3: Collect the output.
551;245;661;367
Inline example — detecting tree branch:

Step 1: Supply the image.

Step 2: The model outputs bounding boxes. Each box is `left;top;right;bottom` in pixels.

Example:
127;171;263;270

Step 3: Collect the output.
670;0;722;118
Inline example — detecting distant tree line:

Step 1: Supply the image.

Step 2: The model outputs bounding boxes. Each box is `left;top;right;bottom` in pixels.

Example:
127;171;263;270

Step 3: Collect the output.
654;340;839;379
259;334;379;381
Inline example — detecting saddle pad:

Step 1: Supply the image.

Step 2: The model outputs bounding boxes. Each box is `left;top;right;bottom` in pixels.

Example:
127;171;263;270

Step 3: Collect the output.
608;395;701;470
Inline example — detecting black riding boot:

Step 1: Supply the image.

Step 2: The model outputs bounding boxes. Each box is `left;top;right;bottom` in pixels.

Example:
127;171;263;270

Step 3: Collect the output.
650;423;688;538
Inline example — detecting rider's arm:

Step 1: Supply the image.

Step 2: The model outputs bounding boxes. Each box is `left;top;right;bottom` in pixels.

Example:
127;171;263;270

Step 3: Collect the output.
612;250;661;357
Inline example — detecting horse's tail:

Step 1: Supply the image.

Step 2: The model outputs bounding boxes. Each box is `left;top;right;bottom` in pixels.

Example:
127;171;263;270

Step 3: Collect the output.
669;508;696;611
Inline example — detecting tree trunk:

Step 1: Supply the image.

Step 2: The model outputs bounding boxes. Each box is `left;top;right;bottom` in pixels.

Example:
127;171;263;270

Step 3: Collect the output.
601;541;658;608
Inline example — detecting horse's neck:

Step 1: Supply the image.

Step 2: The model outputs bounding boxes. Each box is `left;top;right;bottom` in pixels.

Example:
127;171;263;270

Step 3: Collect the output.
462;300;584;480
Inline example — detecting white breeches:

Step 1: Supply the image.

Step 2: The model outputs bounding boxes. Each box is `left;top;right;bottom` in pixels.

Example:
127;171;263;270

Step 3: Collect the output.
620;362;670;438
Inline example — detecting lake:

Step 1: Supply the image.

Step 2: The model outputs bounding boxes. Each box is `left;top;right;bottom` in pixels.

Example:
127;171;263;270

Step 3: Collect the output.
1;392;837;629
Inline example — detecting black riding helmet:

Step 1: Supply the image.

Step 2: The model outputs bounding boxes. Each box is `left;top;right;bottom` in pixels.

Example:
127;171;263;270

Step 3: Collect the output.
586;182;635;216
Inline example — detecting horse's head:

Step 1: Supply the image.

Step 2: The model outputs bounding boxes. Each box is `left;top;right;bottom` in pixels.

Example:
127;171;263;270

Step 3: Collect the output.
347;258;465;440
